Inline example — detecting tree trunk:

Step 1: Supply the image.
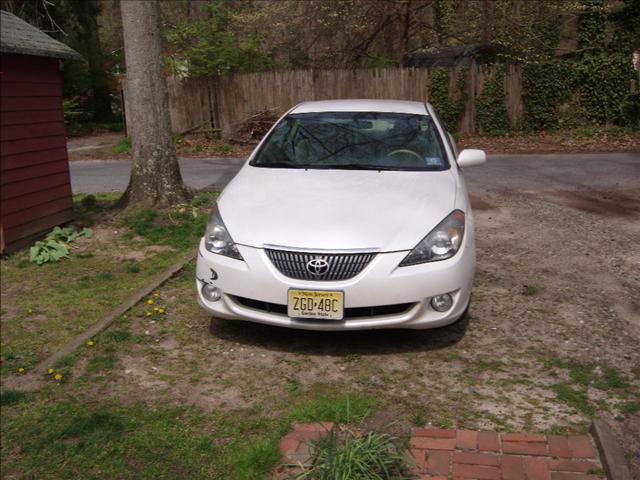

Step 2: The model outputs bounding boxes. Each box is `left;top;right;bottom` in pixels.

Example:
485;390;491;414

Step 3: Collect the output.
398;0;413;67
119;0;190;208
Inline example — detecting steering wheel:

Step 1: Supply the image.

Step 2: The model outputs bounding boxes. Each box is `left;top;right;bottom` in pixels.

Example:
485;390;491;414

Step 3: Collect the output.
387;149;423;161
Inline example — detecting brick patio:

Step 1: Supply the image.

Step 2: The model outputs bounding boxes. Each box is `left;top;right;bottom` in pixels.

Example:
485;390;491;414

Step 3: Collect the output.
409;428;604;480
275;424;605;480
278;422;335;466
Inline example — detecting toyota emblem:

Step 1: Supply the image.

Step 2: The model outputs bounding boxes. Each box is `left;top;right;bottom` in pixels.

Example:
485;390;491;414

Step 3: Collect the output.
306;257;329;276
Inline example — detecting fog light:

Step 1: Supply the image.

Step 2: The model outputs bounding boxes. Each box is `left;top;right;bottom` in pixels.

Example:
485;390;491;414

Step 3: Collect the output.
201;283;221;302
431;293;453;312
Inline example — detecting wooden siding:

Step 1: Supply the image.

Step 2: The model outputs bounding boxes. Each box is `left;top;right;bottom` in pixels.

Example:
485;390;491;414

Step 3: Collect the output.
0;53;73;253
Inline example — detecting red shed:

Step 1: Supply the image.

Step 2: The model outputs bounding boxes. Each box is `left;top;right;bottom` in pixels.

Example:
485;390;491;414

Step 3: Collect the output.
0;10;82;253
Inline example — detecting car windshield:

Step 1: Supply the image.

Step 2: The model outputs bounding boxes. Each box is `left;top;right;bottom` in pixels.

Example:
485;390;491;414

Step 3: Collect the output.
250;111;449;171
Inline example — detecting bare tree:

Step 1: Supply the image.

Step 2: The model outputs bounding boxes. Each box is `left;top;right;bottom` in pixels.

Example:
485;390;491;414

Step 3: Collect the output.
119;0;189;208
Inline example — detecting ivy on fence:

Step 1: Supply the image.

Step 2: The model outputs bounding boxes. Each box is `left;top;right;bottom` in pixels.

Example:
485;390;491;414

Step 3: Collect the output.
475;65;510;135
428;52;637;135
428;67;467;132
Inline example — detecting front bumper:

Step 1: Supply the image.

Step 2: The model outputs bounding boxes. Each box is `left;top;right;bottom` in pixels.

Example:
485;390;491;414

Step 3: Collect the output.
195;238;475;331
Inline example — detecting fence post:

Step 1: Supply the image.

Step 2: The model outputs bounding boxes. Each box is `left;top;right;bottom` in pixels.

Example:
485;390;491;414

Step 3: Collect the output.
505;63;523;128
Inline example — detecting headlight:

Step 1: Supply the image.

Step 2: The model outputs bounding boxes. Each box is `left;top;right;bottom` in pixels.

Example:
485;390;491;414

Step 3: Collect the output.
399;210;465;266
203;206;243;260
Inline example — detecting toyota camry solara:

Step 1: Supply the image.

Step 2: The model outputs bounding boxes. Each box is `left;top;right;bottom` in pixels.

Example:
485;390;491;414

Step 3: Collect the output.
196;99;486;330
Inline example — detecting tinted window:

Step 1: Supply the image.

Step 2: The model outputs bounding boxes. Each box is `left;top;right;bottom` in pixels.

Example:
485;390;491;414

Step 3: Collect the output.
250;112;449;171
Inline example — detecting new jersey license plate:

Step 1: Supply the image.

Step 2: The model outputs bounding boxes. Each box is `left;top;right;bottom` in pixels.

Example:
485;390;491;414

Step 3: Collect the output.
287;289;344;320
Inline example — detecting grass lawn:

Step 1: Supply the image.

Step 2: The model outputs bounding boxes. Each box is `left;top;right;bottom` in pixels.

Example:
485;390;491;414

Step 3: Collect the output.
1;378;375;479
0;192;216;375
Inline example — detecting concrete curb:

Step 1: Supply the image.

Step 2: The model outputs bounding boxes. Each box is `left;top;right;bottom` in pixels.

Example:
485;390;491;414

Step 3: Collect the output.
591;416;632;480
3;250;196;392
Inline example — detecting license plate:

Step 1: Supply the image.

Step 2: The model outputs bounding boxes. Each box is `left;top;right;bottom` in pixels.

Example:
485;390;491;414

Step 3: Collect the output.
287;289;344;320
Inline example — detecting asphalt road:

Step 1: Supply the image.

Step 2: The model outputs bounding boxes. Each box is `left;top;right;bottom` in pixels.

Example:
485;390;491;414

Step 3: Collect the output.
69;153;640;194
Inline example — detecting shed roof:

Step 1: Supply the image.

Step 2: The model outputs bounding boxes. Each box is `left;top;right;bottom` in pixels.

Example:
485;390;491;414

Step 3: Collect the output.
0;10;82;61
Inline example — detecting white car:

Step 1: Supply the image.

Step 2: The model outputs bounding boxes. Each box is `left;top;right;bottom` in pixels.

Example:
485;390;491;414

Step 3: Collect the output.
196;99;485;330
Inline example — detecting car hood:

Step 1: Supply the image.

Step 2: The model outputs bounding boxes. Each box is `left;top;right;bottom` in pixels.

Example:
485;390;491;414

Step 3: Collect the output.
218;166;457;252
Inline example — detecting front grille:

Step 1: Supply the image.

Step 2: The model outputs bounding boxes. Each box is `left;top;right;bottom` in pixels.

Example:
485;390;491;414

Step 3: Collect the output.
265;249;376;281
233;296;415;319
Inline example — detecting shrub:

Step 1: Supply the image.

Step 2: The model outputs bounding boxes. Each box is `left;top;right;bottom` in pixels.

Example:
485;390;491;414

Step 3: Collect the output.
298;430;409;480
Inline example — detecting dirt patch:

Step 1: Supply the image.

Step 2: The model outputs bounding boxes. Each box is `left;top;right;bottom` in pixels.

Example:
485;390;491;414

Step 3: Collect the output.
469;194;495;211
360;408;412;437
535;190;640;217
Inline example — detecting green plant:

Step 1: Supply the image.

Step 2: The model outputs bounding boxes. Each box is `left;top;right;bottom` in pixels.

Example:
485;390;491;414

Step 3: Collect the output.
409;411;427;426
0;389;28;406
85;353;118;374
288;391;376;425
49;226;93;243
595;366;629;389
29;227;93;265
62;98;82;127
575;53;636;126
476;65;510;135
232;438;282;480
578;0;606;50
126;261;141;273
122;207;208;250
428;67;467;132
112;137;132;153
214;142;234;154
165;0;275;77
122;193;218;249
298;429;409;480
552;383;595;415
285;377;301;393
522;285;539;296
29;240;69;265
619;401;640;415
522;61;578;130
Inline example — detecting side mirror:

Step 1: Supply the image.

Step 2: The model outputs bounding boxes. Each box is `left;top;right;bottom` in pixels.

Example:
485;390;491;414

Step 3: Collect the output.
457;149;486;168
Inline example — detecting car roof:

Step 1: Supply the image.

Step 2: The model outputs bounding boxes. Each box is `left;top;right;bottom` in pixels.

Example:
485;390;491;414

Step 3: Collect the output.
290;99;429;115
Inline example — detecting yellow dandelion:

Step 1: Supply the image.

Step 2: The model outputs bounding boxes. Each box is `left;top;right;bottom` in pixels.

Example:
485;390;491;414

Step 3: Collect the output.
54;373;63;381
154;307;160;312
27;308;33;314
47;368;55;375
147;299;154;305
87;340;94;347
145;311;152;317
158;308;165;314
153;292;160;298
18;367;25;374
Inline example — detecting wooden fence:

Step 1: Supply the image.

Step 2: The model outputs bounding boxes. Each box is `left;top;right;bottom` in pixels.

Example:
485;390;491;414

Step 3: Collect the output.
146;63;525;138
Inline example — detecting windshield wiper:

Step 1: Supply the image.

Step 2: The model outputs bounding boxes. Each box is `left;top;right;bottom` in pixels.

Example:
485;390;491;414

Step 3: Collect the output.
315;164;399;171
252;161;306;169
